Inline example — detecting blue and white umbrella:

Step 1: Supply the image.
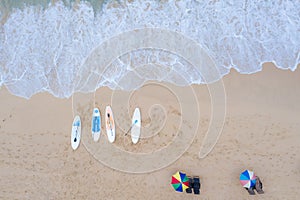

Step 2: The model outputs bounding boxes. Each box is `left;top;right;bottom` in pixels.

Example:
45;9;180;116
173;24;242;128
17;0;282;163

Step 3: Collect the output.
240;170;256;188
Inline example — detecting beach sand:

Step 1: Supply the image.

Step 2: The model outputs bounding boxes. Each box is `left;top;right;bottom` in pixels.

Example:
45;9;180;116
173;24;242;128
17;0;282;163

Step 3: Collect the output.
0;63;299;199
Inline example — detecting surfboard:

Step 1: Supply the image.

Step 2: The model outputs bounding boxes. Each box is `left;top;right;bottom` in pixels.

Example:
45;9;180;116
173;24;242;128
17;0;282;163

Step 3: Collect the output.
131;108;141;144
71;115;81;150
105;106;115;143
91;108;101;142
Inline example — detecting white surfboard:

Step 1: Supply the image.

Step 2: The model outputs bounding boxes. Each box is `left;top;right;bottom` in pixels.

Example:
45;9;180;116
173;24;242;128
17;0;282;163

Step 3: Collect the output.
105;106;115;143
91;108;101;142
131;108;141;144
71;115;81;150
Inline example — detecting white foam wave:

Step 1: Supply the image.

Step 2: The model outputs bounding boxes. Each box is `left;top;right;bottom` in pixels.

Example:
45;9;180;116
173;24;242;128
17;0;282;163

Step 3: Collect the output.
0;0;299;99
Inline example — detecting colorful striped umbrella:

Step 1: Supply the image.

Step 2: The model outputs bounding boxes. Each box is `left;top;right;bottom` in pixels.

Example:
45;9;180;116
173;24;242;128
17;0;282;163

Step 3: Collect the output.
240;170;257;188
171;171;189;192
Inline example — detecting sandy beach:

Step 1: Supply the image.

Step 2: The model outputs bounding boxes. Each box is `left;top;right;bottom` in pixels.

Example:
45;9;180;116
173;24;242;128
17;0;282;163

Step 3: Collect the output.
0;63;299;199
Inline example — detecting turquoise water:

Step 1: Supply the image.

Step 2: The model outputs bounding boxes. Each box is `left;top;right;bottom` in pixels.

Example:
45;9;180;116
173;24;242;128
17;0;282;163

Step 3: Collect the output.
0;0;299;99
0;0;106;11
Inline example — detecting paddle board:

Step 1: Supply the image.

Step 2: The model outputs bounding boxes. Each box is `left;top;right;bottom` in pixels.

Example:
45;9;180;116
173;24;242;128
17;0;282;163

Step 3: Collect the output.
131;108;141;144
71;115;81;150
105;106;116;143
91;108;101;142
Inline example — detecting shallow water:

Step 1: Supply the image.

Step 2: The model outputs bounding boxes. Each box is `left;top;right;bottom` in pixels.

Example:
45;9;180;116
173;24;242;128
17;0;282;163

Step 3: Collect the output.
0;0;299;99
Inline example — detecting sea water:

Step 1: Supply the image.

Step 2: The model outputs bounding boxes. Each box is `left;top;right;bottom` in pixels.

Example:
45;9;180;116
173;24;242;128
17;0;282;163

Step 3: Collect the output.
0;0;299;99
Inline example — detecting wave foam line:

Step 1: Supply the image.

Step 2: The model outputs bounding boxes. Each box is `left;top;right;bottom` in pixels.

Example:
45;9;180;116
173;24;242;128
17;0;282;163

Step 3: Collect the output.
0;0;299;99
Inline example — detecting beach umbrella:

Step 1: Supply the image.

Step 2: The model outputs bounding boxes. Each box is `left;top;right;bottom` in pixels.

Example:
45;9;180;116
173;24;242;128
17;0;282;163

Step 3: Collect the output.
171;171;189;192
240;170;256;188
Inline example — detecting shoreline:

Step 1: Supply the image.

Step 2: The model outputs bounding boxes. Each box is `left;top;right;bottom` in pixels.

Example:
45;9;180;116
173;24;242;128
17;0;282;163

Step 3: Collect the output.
1;62;299;100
